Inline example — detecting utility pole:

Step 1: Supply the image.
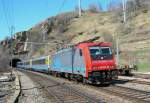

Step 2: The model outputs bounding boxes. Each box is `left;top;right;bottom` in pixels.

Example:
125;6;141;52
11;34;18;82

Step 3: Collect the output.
116;38;119;67
122;0;126;23
10;26;15;70
42;27;47;54
78;0;82;17
29;43;33;59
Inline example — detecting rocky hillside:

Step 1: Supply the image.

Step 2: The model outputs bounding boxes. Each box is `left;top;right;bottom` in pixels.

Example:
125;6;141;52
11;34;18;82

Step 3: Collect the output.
1;8;150;72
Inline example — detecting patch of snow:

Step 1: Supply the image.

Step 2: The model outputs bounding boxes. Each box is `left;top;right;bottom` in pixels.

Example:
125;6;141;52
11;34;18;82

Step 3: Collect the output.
0;76;9;82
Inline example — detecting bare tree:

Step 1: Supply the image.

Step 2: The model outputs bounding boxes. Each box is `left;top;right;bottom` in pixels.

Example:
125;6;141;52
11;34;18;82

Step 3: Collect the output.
135;0;141;7
126;0;136;12
74;5;84;13
108;1;116;11
88;3;102;13
108;1;122;12
129;0;150;9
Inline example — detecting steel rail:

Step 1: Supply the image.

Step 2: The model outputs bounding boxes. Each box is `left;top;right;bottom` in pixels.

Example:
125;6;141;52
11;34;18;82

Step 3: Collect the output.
99;85;150;103
21;70;150;103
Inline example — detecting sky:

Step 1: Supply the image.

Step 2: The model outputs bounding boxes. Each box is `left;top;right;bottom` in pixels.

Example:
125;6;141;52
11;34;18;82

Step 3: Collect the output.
0;0;121;41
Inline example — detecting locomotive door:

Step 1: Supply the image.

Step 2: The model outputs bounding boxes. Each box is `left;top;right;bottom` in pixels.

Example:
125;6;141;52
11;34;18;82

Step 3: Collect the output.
73;48;86;77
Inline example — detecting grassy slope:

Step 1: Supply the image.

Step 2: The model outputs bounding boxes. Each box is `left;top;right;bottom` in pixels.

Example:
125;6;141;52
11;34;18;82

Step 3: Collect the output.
137;63;150;72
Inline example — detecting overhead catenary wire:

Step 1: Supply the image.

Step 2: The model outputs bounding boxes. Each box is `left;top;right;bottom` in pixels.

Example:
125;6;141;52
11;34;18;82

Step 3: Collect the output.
1;0;10;29
17;41;74;46
10;0;15;27
7;0;12;26
1;0;15;29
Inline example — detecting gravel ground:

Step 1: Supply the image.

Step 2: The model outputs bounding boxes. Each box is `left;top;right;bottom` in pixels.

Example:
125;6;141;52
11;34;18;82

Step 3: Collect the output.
0;73;15;103
116;82;150;93
70;83;133;103
18;72;51;103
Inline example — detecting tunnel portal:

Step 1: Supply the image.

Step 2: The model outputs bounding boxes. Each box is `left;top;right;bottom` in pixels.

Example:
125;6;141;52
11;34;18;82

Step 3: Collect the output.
10;58;21;68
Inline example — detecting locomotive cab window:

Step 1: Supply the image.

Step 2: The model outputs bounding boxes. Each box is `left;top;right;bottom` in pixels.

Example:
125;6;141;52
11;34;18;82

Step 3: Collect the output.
32;58;45;65
101;47;112;54
79;49;82;56
89;46;112;60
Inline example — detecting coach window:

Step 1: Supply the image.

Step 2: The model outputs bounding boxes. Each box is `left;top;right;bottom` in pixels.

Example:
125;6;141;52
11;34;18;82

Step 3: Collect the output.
79;49;82;56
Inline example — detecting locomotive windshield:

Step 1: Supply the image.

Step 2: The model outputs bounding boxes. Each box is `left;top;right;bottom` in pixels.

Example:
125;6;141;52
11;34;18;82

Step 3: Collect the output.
89;46;112;60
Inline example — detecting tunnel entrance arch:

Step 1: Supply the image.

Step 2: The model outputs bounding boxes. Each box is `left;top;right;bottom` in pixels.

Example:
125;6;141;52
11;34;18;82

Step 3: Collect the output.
10;58;21;68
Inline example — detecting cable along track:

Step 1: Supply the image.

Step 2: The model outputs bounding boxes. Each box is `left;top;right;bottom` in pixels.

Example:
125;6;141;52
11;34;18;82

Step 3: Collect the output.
24;71;100;103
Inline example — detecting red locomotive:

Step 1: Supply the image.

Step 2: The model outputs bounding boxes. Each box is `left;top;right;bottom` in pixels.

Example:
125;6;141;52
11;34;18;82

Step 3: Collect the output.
51;42;118;84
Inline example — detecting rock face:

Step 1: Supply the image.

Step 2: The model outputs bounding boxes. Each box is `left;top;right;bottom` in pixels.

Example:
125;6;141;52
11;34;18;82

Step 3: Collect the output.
1;10;150;70
0;47;10;71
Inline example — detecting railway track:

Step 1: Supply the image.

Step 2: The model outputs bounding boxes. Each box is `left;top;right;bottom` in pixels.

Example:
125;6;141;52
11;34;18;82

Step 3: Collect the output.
99;85;150;103
133;73;150;79
21;70;101;103
20;70;150;103
119;75;150;85
128;80;150;85
75;81;150;103
117;78;150;86
70;79;150;103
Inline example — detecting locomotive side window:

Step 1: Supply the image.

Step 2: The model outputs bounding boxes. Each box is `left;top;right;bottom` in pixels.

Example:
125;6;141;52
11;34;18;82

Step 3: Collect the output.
79;49;82;56
32;59;45;65
26;61;30;65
